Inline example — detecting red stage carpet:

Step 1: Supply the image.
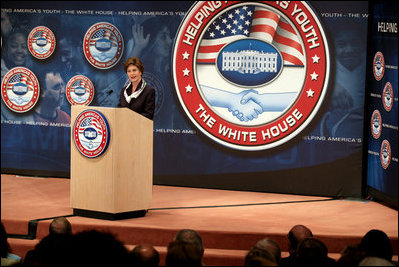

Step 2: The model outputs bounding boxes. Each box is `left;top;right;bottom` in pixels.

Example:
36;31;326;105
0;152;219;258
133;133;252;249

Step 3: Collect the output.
1;174;398;265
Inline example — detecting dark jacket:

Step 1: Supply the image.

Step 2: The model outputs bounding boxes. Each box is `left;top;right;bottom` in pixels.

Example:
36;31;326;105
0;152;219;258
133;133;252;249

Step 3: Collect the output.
118;80;155;120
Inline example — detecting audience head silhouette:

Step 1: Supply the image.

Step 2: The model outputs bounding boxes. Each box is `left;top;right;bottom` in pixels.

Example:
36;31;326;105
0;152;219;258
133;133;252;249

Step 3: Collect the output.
1;222;22;266
174;229;204;257
296;237;335;266
1;222;10;259
31;233;73;267
361;229;393;261
71;230;129;266
245;246;277;266
165;240;202;266
287;224;313;254
254;238;281;264
130;244;160;266
358;256;395;266
336;244;366;266
49;217;72;236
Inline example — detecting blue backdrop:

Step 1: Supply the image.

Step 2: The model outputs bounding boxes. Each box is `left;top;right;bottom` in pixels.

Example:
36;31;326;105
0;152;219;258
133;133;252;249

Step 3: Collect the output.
365;0;398;206
1;1;375;198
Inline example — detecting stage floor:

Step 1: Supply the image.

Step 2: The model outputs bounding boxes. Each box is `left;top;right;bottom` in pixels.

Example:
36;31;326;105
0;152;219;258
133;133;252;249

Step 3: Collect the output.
1;174;398;265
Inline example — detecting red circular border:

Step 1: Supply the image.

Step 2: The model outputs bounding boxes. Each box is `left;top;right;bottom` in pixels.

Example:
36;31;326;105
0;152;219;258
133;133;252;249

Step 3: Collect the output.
27;26;56;59
1;67;40;113
382;82;393;112
380;139;391;169
371;109;382;139
66;75;95;106
173;1;330;150
83;22;124;69
73;109;110;158
373;51;385;81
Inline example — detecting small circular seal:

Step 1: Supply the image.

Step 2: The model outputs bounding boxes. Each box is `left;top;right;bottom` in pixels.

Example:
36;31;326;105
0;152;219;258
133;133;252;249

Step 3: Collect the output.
380;139;391;169
27;26;56;59
371;109;382;139
83;22;124;69
66;75;95;106
373;51;385;81
1;67;40;113
382;82;393;112
73;109;111;158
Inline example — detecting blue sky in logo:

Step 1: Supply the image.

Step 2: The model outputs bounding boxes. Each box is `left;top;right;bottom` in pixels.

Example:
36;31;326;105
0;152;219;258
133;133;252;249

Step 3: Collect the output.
216;39;282;86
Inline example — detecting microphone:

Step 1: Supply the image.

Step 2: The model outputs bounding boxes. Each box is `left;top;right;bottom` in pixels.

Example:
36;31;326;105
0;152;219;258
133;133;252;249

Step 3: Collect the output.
98;90;114;105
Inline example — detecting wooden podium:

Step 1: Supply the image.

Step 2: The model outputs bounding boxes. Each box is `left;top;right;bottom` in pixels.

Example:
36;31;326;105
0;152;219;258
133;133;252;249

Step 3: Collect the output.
70;105;153;220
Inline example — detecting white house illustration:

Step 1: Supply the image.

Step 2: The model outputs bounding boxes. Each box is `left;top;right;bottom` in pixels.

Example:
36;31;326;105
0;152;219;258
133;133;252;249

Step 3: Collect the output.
221;50;278;74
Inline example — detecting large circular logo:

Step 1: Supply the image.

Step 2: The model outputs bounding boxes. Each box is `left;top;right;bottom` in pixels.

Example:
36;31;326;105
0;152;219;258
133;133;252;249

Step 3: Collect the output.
380;139;391;169
371;109;382;139
73;109;111;158
83;22;124;69
382;82;393;112
1;67;40;113
373;51;385;81
66;75;95;106
172;2;330;151
27;26;56;59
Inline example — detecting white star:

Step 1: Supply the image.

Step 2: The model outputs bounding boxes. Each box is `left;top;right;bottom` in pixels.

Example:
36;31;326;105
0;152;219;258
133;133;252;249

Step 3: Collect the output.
185;85;193;93
220;29;226;35
243;29;249;35
228;13;233;19
245;20;250;25
247;11;253;16
312;54;320;63
226;24;232;29
235;9;240;14
306;89;315;97
210;32;215;38
238;25;243;30
231;29;237;34
183;68;190;76
233;19;238;25
240;14;245;20
222;18;227;24
310;71;318;80
215;25;220;30
182;51;190;60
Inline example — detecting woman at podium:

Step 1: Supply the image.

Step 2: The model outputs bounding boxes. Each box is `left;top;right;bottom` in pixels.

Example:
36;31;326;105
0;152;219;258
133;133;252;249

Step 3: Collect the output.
118;57;155;120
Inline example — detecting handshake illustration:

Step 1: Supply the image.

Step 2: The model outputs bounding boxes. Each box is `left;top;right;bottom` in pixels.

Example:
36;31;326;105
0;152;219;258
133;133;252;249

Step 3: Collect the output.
201;85;296;122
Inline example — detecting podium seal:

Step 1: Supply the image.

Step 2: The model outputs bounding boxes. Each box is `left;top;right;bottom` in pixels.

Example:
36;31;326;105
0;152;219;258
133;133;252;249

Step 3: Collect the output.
73;109;111;158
